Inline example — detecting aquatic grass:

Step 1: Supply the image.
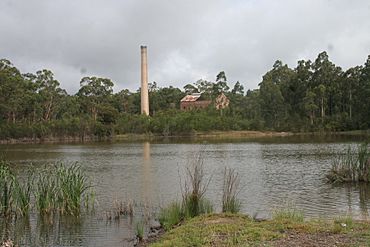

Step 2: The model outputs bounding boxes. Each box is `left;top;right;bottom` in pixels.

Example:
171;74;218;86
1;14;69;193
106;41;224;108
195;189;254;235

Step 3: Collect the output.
0;161;15;216
33;162;94;216
135;220;145;241
158;201;182;230
326;143;370;183
222;167;241;214
57;163;91;215
34;167;58;214
181;152;212;218
13;171;33;216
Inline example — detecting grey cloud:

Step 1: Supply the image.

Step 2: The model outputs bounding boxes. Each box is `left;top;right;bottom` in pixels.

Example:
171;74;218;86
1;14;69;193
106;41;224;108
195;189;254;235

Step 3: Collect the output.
1;0;369;94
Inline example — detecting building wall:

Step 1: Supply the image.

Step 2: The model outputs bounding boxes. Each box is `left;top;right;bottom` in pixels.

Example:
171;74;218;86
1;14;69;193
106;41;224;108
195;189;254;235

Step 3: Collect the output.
180;100;212;111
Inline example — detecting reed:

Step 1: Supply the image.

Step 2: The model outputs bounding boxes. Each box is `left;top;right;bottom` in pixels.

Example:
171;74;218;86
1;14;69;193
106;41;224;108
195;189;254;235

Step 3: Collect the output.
0;161;14;216
135;220;144;241
56;163;91;215
34;167;58;214
158;201;182;230
326;143;370;183
181;152;212;218
13;171;33;216
222;167;241;213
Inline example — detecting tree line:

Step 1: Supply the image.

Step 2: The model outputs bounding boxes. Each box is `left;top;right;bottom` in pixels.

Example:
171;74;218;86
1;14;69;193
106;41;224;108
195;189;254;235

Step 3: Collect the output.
0;51;369;139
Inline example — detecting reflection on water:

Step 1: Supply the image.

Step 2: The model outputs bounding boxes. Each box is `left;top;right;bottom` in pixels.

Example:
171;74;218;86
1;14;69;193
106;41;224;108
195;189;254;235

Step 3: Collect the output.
0;138;369;246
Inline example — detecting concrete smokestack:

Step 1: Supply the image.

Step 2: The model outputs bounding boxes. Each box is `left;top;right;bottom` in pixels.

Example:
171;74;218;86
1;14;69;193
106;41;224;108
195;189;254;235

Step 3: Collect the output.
140;45;149;115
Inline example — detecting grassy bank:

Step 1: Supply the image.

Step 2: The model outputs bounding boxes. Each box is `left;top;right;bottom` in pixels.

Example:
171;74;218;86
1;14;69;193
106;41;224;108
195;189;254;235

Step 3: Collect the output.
150;213;370;247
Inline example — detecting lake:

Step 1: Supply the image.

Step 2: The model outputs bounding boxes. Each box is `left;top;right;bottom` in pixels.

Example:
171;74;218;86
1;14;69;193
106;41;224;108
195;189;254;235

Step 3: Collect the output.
0;136;369;246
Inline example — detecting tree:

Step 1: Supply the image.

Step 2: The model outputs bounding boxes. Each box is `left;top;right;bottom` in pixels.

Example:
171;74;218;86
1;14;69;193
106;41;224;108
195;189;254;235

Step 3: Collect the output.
213;71;230;96
303;90;317;125
0;59;28;123
231;81;244;95
35;69;66;121
183;84;198;94
77;76;114;121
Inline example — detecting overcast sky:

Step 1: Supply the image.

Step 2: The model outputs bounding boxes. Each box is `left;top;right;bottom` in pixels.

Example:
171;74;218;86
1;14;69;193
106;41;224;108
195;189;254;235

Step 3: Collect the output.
1;0;370;94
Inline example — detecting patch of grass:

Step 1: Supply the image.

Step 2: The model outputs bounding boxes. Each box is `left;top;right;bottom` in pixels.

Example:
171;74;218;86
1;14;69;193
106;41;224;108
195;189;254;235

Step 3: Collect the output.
135;220;145;241
272;207;304;223
333;215;354;233
159;201;182;231
150;213;370;247
151;214;280;247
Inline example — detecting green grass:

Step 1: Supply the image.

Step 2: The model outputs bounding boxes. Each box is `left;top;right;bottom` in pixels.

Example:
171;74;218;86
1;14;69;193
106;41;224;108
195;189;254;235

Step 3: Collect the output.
159;201;183;231
150;213;370;247
135;220;145;241
272;207;304;223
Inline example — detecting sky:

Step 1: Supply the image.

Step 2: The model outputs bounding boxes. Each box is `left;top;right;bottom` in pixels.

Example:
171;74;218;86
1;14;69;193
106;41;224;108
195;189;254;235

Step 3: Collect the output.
1;0;370;94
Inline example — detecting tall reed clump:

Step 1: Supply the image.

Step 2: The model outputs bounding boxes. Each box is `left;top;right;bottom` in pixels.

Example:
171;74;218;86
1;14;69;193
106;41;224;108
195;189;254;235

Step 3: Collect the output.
159;152;213;230
34;167;58;214
13;170;33;216
326;143;370;183
0;161;14;216
222;167;241;213
57;164;91;215
34;162;94;215
182;153;213;218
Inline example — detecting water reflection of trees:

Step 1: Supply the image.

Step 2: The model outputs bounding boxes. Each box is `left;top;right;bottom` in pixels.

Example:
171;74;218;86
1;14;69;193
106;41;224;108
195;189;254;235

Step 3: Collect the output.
343;183;370;218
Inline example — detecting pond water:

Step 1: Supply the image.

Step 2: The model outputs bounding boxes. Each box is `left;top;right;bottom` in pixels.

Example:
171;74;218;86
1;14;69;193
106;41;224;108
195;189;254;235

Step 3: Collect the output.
0;136;369;246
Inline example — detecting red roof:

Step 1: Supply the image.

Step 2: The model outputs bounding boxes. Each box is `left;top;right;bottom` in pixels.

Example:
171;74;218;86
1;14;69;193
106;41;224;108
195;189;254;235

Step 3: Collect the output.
180;93;202;102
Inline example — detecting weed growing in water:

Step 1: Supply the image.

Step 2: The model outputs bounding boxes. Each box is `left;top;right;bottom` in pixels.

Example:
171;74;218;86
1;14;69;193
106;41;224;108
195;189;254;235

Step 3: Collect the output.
0;161;14;216
326;143;370;183
181;152;212;218
13;170;33;216
135;220;145;241
57;163;92;215
158;201;182;230
222;167;241;214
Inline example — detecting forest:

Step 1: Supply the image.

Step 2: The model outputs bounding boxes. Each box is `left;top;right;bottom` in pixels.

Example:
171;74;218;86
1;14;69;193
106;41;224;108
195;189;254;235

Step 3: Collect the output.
0;51;370;140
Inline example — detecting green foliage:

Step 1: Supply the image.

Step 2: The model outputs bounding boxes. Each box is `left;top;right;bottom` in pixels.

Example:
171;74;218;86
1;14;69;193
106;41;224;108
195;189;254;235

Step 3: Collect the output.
13;171;33;216
272;206;304;223
2;51;370;140
57;163;91;215
0;161;94;218
159;201;182;230
135;221;145;241
326;143;370;183
0;161;14;216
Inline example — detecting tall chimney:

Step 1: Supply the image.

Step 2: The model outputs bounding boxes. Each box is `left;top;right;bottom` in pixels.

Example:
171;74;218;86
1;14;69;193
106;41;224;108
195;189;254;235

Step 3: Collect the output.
140;45;149;115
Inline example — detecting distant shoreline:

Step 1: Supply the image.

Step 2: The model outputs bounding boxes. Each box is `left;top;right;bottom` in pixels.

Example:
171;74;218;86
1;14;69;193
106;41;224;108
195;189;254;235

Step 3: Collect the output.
0;130;369;145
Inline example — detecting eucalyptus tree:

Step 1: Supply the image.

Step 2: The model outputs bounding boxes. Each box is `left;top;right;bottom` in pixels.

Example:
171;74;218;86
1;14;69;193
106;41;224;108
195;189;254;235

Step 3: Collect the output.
34;69;67;121
77;76;114;122
0;59;30;123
